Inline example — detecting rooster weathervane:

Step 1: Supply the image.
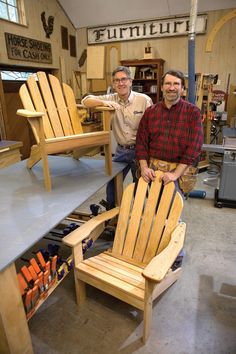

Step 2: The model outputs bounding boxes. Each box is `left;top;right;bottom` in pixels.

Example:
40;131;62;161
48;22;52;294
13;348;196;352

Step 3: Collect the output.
41;12;54;38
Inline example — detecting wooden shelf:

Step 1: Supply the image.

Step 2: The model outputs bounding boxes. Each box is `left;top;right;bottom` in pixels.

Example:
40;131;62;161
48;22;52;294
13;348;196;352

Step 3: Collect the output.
120;58;165;103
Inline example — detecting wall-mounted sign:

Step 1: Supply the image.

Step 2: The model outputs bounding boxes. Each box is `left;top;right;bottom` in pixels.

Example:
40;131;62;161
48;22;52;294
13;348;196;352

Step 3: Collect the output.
5;33;52;64
88;15;207;44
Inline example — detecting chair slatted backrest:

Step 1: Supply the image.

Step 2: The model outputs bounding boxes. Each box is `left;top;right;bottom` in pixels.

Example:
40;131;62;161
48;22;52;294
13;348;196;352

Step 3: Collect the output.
62;82;83;135
112;171;184;265
19;71;83;140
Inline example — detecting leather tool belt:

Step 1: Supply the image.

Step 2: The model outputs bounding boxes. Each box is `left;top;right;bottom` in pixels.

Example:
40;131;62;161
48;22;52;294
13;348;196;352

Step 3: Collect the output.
149;157;198;194
149;157;177;172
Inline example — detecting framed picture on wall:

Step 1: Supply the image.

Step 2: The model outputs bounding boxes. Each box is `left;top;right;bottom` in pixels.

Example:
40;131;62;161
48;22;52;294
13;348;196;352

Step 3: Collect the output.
61;26;68;50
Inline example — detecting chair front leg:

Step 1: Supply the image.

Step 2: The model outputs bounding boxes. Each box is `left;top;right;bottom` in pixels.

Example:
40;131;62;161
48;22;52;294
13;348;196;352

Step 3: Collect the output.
143;279;155;343
73;243;86;306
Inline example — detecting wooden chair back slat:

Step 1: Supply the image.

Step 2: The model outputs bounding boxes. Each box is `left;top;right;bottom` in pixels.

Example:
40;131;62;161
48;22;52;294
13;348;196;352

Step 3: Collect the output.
157;192;183;254
133;173;163;262
48;74;74;136
19;83;35;111
142;182;175;264
36;72;64;137
122;178;148;258
19;84;41;143
63;83;83;135
26;76;55;139
111;171;183;266
112;183;135;255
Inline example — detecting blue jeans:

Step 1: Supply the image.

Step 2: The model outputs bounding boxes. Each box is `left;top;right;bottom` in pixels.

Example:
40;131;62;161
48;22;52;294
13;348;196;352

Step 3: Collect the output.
106;145;137;208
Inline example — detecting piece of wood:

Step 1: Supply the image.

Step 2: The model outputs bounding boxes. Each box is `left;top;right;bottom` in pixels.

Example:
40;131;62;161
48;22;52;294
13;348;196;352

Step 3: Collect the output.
143;223;186;282
87;46;105;79
112;183;135;255
63;83;84;134
37;72;65;137
158;192;183;253
122;178;148;258
48;74;74;136
0;263;33;354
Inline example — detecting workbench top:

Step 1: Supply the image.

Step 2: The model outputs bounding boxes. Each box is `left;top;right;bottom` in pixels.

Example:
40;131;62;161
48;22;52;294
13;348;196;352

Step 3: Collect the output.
0;140;23;151
0;156;125;272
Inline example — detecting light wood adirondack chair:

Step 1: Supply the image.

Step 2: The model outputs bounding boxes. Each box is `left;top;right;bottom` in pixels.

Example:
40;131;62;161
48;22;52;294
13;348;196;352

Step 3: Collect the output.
63;171;186;343
17;71;113;191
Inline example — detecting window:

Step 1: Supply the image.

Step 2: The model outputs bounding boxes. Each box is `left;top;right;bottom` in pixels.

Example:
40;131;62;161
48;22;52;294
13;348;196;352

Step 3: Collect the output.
1;70;36;81
0;0;26;24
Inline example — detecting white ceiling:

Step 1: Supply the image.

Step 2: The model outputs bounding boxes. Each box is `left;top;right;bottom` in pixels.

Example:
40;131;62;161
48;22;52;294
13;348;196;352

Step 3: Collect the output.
58;0;236;29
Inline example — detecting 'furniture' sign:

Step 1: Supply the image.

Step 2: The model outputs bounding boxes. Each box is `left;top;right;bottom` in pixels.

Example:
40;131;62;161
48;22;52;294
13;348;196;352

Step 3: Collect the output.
5;33;52;64
88;15;207;44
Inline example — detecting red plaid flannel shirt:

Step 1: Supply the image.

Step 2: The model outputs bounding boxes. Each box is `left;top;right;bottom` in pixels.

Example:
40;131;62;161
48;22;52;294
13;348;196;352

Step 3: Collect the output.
136;98;204;166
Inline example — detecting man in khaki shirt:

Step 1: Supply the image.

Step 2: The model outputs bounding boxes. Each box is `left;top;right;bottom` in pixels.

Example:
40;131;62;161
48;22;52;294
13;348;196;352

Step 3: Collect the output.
82;66;152;209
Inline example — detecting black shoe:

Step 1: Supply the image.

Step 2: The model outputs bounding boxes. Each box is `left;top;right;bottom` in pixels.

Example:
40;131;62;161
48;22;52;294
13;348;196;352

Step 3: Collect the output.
90;204;101;216
171;255;183;271
99;199;114;211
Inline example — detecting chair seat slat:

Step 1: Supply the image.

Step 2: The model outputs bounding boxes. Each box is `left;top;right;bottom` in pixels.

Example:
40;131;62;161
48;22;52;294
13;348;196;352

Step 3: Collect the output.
76;262;144;300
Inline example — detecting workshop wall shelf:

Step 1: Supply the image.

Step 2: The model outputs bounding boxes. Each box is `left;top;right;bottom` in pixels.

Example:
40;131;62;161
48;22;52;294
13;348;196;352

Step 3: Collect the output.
120;58;165;103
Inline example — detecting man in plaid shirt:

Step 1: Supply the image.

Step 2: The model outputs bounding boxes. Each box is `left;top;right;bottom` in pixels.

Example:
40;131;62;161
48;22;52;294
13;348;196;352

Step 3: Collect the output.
136;70;204;189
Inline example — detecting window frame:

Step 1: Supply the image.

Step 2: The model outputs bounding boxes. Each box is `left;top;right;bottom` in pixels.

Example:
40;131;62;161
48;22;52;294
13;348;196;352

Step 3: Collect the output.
0;0;26;25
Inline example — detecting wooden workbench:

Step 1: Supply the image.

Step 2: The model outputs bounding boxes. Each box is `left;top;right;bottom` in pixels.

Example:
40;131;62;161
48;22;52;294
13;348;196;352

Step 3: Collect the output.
0;140;23;168
0;156;125;354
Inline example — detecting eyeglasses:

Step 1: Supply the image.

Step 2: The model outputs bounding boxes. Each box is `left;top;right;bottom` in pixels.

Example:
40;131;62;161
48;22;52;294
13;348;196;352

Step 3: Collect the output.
113;77;130;85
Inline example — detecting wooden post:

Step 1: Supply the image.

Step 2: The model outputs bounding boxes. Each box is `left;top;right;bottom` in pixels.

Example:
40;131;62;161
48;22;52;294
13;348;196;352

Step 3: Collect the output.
0;263;33;354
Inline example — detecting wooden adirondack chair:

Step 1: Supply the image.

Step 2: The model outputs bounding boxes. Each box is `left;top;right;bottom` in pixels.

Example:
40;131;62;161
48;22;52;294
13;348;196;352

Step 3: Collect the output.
17;71;113;191
63;171;186;343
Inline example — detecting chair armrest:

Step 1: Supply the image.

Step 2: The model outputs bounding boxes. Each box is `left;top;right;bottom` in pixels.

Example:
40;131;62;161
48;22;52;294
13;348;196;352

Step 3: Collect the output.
63;207;119;247
76;104;114;112
17;109;45;118
142;222;186;282
93;107;115;112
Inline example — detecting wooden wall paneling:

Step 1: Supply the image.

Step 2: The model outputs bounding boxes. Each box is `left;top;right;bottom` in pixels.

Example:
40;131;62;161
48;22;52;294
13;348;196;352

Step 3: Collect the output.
81;72;88;96
59;56;67;83
205;9;236;52
0;0;78;85
72;71;82;100
91;79;107;93
0;75;7;139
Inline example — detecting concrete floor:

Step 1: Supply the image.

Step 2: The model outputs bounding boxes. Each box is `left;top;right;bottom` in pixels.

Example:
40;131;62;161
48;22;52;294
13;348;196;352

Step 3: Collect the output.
29;168;236;354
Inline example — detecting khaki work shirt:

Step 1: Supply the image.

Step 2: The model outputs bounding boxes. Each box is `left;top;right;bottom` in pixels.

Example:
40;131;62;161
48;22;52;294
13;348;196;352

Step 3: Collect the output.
82;91;152;146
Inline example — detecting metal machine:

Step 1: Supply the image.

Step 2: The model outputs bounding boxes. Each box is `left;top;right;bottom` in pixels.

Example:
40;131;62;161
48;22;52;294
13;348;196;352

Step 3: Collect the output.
203;127;236;208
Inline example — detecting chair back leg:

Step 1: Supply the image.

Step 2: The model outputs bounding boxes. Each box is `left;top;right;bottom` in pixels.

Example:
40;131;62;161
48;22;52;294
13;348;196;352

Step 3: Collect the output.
41;151;51;191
